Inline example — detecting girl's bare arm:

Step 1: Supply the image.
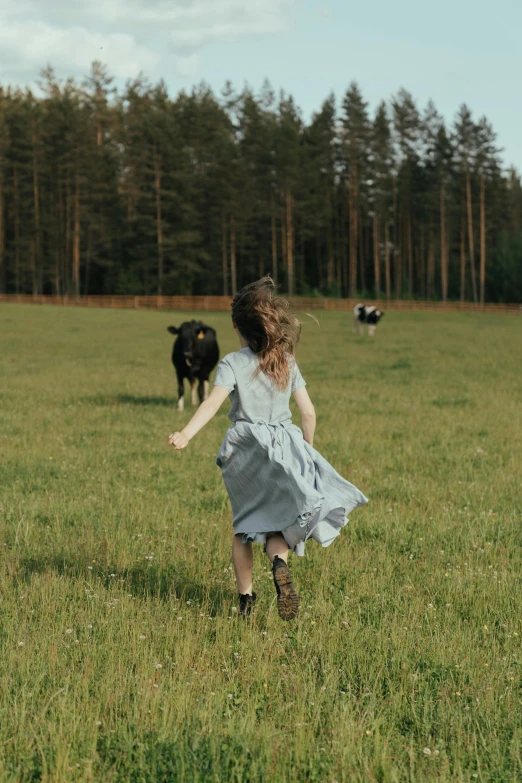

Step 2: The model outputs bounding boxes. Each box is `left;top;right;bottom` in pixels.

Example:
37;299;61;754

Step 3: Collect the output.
293;387;316;446
168;385;230;449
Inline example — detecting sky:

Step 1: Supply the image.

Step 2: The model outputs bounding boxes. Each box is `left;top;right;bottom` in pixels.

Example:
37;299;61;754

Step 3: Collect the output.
0;0;520;170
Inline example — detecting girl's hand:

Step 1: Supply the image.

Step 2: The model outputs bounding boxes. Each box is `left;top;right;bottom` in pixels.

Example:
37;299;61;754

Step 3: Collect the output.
168;431;189;450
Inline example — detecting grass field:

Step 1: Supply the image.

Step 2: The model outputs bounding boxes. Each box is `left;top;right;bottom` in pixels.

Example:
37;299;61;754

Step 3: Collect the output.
1;304;522;783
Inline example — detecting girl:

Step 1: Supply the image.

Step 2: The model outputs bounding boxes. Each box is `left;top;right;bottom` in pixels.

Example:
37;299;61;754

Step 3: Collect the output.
168;278;367;621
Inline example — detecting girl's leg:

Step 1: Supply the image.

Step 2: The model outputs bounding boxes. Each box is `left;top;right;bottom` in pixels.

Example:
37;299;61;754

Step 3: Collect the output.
232;534;253;595
265;532;289;563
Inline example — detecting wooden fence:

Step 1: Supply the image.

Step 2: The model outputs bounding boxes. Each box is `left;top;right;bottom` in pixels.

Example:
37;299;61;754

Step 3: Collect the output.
0;294;521;315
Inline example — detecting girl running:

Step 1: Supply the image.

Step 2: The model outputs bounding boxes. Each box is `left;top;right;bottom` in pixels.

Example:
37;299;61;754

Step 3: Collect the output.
168;278;367;620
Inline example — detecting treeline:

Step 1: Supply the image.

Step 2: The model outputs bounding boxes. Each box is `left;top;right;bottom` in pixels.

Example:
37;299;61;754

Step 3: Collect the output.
1;64;521;301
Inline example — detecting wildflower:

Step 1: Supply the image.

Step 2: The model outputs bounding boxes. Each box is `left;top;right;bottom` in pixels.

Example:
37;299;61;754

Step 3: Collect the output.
365;730;372;736
18;641;24;647
156;664;162;669
423;748;432;756
139;634;146;640
87;566;93;570
87;624;93;629
427;603;433;609
186;600;192;605
455;691;461;696
177;616;183;621
227;694;233;699
65;629;73;634
210;692;215;696
75;639;80;645
96;720;102;726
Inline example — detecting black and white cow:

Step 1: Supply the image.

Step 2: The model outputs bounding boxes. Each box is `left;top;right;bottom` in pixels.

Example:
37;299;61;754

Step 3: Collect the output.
167;320;219;411
353;304;384;337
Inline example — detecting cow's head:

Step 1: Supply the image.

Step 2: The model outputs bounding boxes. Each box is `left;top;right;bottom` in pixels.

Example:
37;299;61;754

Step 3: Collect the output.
167;321;207;367
375;310;384;322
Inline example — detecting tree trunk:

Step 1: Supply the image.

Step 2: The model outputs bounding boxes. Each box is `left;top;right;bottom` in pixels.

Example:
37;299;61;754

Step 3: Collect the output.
384;216;391;302
407;208;413;298
341;197;348;296
281;198;287;272
286;189;294;295
154;151;164;295
73;169;81;297
440;182;447;302
56;182;64;295
222;211;228;296
419;224;425;299
66;178;72;293
427;229;435;299
335;199;342;293
480;173;486;305
359;214;367;294
393;178;401;299
32;121;41;295
349;158;358;297
29;241;37;296
0;163;4;294
270;189;277;285
13;165;20;294
460;211;466;302
230;214;237;296
466;167;478;303
316;232;322;290
373;212;380;299
326;192;334;288
85;224;93;295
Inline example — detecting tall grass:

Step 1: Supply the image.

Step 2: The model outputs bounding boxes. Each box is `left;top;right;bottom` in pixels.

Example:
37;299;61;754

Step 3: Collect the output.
1;305;521;782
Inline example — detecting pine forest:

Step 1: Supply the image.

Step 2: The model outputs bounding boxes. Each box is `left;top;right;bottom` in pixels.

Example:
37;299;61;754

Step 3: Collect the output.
1;63;521;302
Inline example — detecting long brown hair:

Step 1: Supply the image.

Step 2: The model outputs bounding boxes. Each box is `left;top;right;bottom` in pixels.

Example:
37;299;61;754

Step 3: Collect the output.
231;277;301;390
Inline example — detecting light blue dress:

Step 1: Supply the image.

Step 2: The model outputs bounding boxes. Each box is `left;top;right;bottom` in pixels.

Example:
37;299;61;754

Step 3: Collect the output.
214;348;368;556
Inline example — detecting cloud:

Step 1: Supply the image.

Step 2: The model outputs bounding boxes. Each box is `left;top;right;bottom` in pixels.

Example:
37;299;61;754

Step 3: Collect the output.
0;13;158;83
175;53;200;78
0;0;298;84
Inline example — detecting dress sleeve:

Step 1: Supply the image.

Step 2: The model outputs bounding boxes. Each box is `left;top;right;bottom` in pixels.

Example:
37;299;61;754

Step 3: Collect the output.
291;359;306;393
213;357;236;392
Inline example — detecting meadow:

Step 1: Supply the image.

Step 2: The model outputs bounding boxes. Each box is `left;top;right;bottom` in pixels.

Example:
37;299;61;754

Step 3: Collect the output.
1;303;521;783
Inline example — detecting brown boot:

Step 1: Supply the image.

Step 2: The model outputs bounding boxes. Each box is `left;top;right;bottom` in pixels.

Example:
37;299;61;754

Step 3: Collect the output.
272;556;300;621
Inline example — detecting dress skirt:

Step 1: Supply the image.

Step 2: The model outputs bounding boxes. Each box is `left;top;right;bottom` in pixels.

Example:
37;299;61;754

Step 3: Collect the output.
216;419;368;556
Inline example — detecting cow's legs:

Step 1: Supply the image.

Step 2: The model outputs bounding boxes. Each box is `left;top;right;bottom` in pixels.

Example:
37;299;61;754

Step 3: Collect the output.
191;379;198;406
358;321;364;336
368;324;376;337
176;374;185;411
203;380;210;401
198;378;205;404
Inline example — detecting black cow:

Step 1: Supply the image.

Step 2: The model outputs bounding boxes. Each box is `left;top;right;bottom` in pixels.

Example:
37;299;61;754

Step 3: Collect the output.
353;304;384;337
167;320;219;411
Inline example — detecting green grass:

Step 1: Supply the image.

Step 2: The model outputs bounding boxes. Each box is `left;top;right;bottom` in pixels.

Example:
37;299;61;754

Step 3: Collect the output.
1;304;522;782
